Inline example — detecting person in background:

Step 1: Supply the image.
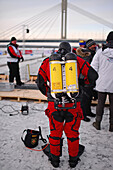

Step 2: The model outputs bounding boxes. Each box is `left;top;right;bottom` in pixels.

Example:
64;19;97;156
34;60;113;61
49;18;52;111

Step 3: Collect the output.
86;39;99;102
91;31;113;132
76;47;92;122
72;40;86;54
86;39;96;63
82;39;97;118
79;40;86;48
7;37;24;86
36;41;98;168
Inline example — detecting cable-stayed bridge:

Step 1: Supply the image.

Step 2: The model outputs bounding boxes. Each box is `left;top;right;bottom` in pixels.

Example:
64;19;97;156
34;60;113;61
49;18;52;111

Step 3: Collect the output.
0;0;113;45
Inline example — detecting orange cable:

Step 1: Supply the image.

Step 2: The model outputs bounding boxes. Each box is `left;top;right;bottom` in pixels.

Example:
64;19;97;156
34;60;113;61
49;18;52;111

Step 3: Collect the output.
26;143;49;152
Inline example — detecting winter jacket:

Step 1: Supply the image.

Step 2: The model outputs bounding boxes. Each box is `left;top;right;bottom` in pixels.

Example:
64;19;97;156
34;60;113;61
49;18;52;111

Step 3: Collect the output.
76;47;92;85
91;45;113;93
7;43;23;62
76;47;91;63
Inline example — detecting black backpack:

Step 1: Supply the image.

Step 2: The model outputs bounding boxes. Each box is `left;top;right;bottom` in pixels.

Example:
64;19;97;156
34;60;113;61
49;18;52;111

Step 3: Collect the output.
21;126;47;148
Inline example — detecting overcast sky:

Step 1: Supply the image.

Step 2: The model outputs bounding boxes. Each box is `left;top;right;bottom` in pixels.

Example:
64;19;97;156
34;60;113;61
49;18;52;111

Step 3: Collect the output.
0;0;113;40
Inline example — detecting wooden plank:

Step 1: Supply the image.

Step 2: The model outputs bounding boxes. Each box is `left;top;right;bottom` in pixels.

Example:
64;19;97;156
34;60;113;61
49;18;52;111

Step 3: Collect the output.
0;89;47;102
30;75;37;81
0;87;110;105
0;75;8;80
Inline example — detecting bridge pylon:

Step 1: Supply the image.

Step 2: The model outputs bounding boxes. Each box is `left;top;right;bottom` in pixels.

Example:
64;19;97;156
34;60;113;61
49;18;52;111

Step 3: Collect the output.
61;0;67;39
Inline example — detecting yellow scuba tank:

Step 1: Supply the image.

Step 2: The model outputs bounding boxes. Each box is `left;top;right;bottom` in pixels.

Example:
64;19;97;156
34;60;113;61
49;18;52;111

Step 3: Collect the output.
49;53;79;101
65;53;79;97
49;54;63;98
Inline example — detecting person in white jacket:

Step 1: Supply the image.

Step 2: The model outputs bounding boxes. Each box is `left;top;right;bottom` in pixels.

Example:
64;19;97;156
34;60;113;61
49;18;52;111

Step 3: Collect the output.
7;37;24;86
91;31;113;132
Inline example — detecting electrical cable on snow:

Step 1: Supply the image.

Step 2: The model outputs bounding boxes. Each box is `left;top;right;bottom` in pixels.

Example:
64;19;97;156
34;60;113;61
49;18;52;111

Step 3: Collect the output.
26;143;49;152
0;103;45;116
0;103;109;116
0;105;20;116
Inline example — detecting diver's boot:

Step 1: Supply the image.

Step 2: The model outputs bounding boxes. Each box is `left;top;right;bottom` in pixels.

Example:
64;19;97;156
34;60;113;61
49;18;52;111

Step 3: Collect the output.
69;156;80;168
49;154;60;168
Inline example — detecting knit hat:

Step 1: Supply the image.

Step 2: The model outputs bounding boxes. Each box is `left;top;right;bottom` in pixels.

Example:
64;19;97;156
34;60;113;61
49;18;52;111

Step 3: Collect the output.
10;37;17;42
106;31;113;42
79;40;86;46
86;39;96;48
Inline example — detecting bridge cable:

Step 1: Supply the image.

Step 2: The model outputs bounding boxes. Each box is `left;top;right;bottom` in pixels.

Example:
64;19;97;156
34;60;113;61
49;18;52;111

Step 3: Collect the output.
68;2;113;29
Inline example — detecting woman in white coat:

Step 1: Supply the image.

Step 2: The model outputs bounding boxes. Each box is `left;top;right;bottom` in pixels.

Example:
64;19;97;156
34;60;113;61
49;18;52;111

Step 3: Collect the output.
91;31;113;132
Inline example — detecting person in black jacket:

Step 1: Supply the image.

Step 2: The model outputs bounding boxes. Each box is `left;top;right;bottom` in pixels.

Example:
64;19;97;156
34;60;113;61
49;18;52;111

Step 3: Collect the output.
7;37;24;86
84;39;97;117
85;39;96;62
76;47;92;122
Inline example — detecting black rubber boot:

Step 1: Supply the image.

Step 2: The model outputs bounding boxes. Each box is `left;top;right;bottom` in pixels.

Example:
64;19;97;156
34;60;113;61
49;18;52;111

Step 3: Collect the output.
49;154;60;168
87;112;96;117
42;144;60;168
69;156;80;168
83;116;90;122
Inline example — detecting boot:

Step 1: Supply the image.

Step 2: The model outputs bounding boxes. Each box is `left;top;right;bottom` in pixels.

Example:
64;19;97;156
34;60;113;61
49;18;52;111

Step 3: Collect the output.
49;154;60;168
109;125;113;132
69;156;80;168
87;112;96;117
83;116;90;122
42;145;60;167
93;121;101;130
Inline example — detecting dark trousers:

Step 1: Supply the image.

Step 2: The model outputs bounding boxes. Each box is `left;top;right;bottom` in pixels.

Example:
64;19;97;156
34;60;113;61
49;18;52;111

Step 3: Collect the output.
7;62;21;84
80;86;92;118
96;92;113;125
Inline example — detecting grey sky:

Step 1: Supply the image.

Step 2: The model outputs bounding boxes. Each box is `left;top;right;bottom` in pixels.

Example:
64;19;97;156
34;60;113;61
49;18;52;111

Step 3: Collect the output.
0;0;113;40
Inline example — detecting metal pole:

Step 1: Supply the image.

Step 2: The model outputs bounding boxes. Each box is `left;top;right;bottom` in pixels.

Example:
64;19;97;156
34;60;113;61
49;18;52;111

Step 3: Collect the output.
23;25;25;55
61;0;67;39
65;0;67;39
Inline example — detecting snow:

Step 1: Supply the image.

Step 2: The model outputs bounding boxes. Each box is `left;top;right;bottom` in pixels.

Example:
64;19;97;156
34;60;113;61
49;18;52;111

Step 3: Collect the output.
0;100;113;170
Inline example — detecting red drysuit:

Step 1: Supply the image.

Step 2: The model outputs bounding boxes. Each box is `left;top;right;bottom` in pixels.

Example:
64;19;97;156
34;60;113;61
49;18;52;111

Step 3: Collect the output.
37;55;97;158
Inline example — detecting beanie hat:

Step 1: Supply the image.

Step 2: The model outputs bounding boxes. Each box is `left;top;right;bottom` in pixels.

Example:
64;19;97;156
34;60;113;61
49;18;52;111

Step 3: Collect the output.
86;39;96;48
106;31;113;42
79;40;86;46
10;37;17;42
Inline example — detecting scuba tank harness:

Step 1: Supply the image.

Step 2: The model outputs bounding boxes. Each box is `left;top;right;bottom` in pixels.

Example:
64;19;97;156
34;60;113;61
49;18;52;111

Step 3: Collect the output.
49;53;79;109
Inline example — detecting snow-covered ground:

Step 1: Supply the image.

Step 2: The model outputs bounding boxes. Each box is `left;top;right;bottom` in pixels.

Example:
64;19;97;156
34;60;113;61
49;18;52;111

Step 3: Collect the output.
0;100;113;170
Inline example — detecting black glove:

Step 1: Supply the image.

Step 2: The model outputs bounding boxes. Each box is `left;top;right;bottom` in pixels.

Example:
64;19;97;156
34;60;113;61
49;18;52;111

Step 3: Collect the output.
18;58;20;62
21;57;24;62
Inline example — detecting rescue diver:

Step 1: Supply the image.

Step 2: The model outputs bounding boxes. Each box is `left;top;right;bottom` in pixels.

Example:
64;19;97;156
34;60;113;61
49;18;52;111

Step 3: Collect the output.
36;41;98;168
